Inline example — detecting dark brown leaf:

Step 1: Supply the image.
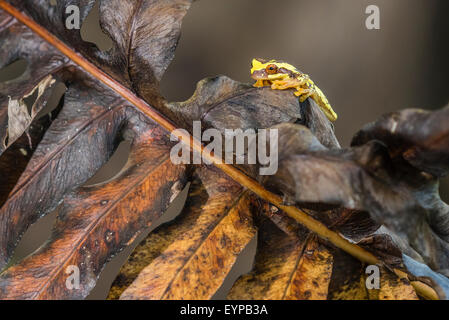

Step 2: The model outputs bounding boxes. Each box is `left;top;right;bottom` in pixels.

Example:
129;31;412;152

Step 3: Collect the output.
12;0;192;106
352;106;449;177
167;76;340;149
0;16;67;154
0;108;61;207
0;75;127;270
262;121;449;272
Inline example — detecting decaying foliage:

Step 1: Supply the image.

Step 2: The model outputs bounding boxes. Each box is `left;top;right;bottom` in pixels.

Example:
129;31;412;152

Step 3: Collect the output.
0;0;448;300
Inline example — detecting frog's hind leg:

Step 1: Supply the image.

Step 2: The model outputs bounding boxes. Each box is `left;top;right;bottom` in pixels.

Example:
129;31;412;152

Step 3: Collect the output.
294;87;313;102
253;80;266;88
299;92;313;103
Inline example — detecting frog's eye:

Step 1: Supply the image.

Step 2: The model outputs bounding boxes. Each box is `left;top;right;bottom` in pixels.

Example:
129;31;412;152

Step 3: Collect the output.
266;64;278;74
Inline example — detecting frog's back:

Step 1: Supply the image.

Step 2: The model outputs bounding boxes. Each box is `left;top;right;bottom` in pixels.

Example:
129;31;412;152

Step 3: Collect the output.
310;84;337;121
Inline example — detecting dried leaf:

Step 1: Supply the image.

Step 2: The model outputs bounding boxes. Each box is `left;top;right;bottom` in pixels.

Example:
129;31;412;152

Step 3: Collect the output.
376;271;418;300
228;216;319;300
0;108;60;207
108;166;242;299
14;0;192;105
0;0;192;274
0;17;67;153
0;115;187;299
167;77;340;149
352;106;449;177
328;247;418;300
262;122;449;271
113;166;256;300
403;254;449;299
327;248;369;300
0;77;126;270
283;236;333;300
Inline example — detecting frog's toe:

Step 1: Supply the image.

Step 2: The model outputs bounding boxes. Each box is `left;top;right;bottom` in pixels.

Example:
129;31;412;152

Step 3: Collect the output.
253;80;265;88
299;95;310;102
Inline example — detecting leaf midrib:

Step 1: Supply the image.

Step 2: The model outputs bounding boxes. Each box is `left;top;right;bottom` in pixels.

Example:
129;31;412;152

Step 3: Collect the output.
125;0;144;94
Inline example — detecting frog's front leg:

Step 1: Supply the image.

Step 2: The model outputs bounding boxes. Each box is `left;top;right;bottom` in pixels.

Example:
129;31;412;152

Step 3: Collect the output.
253;79;266;88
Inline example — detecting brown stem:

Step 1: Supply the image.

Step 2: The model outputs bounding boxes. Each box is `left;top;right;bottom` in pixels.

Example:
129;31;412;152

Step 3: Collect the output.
0;0;438;300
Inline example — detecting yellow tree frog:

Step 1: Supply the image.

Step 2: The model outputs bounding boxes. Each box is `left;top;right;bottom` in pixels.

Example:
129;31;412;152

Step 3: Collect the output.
250;58;338;122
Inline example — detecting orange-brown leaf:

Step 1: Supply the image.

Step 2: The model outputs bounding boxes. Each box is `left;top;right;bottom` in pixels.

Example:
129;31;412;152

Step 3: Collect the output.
0;120;187;299
227;217;313;300
284;237;333;300
115;166;257;300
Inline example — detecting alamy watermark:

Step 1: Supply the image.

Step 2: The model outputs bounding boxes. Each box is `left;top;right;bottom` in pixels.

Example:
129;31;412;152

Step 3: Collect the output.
65;265;80;290
365;5;380;30
65;5;80;30
365;265;380;289
170;121;279;175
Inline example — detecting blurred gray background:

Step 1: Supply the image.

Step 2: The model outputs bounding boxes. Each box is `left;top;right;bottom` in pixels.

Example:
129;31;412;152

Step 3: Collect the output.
0;0;448;299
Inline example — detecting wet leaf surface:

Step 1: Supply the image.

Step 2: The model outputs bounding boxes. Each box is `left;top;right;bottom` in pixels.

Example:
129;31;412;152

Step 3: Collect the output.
0;75;127;270
0;113;187;299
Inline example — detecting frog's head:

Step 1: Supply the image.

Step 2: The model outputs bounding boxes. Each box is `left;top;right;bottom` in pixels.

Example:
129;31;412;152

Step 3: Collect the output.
250;58;297;81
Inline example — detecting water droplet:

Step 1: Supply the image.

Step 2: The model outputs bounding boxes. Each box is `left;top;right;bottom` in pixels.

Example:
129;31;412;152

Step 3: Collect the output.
104;230;115;243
